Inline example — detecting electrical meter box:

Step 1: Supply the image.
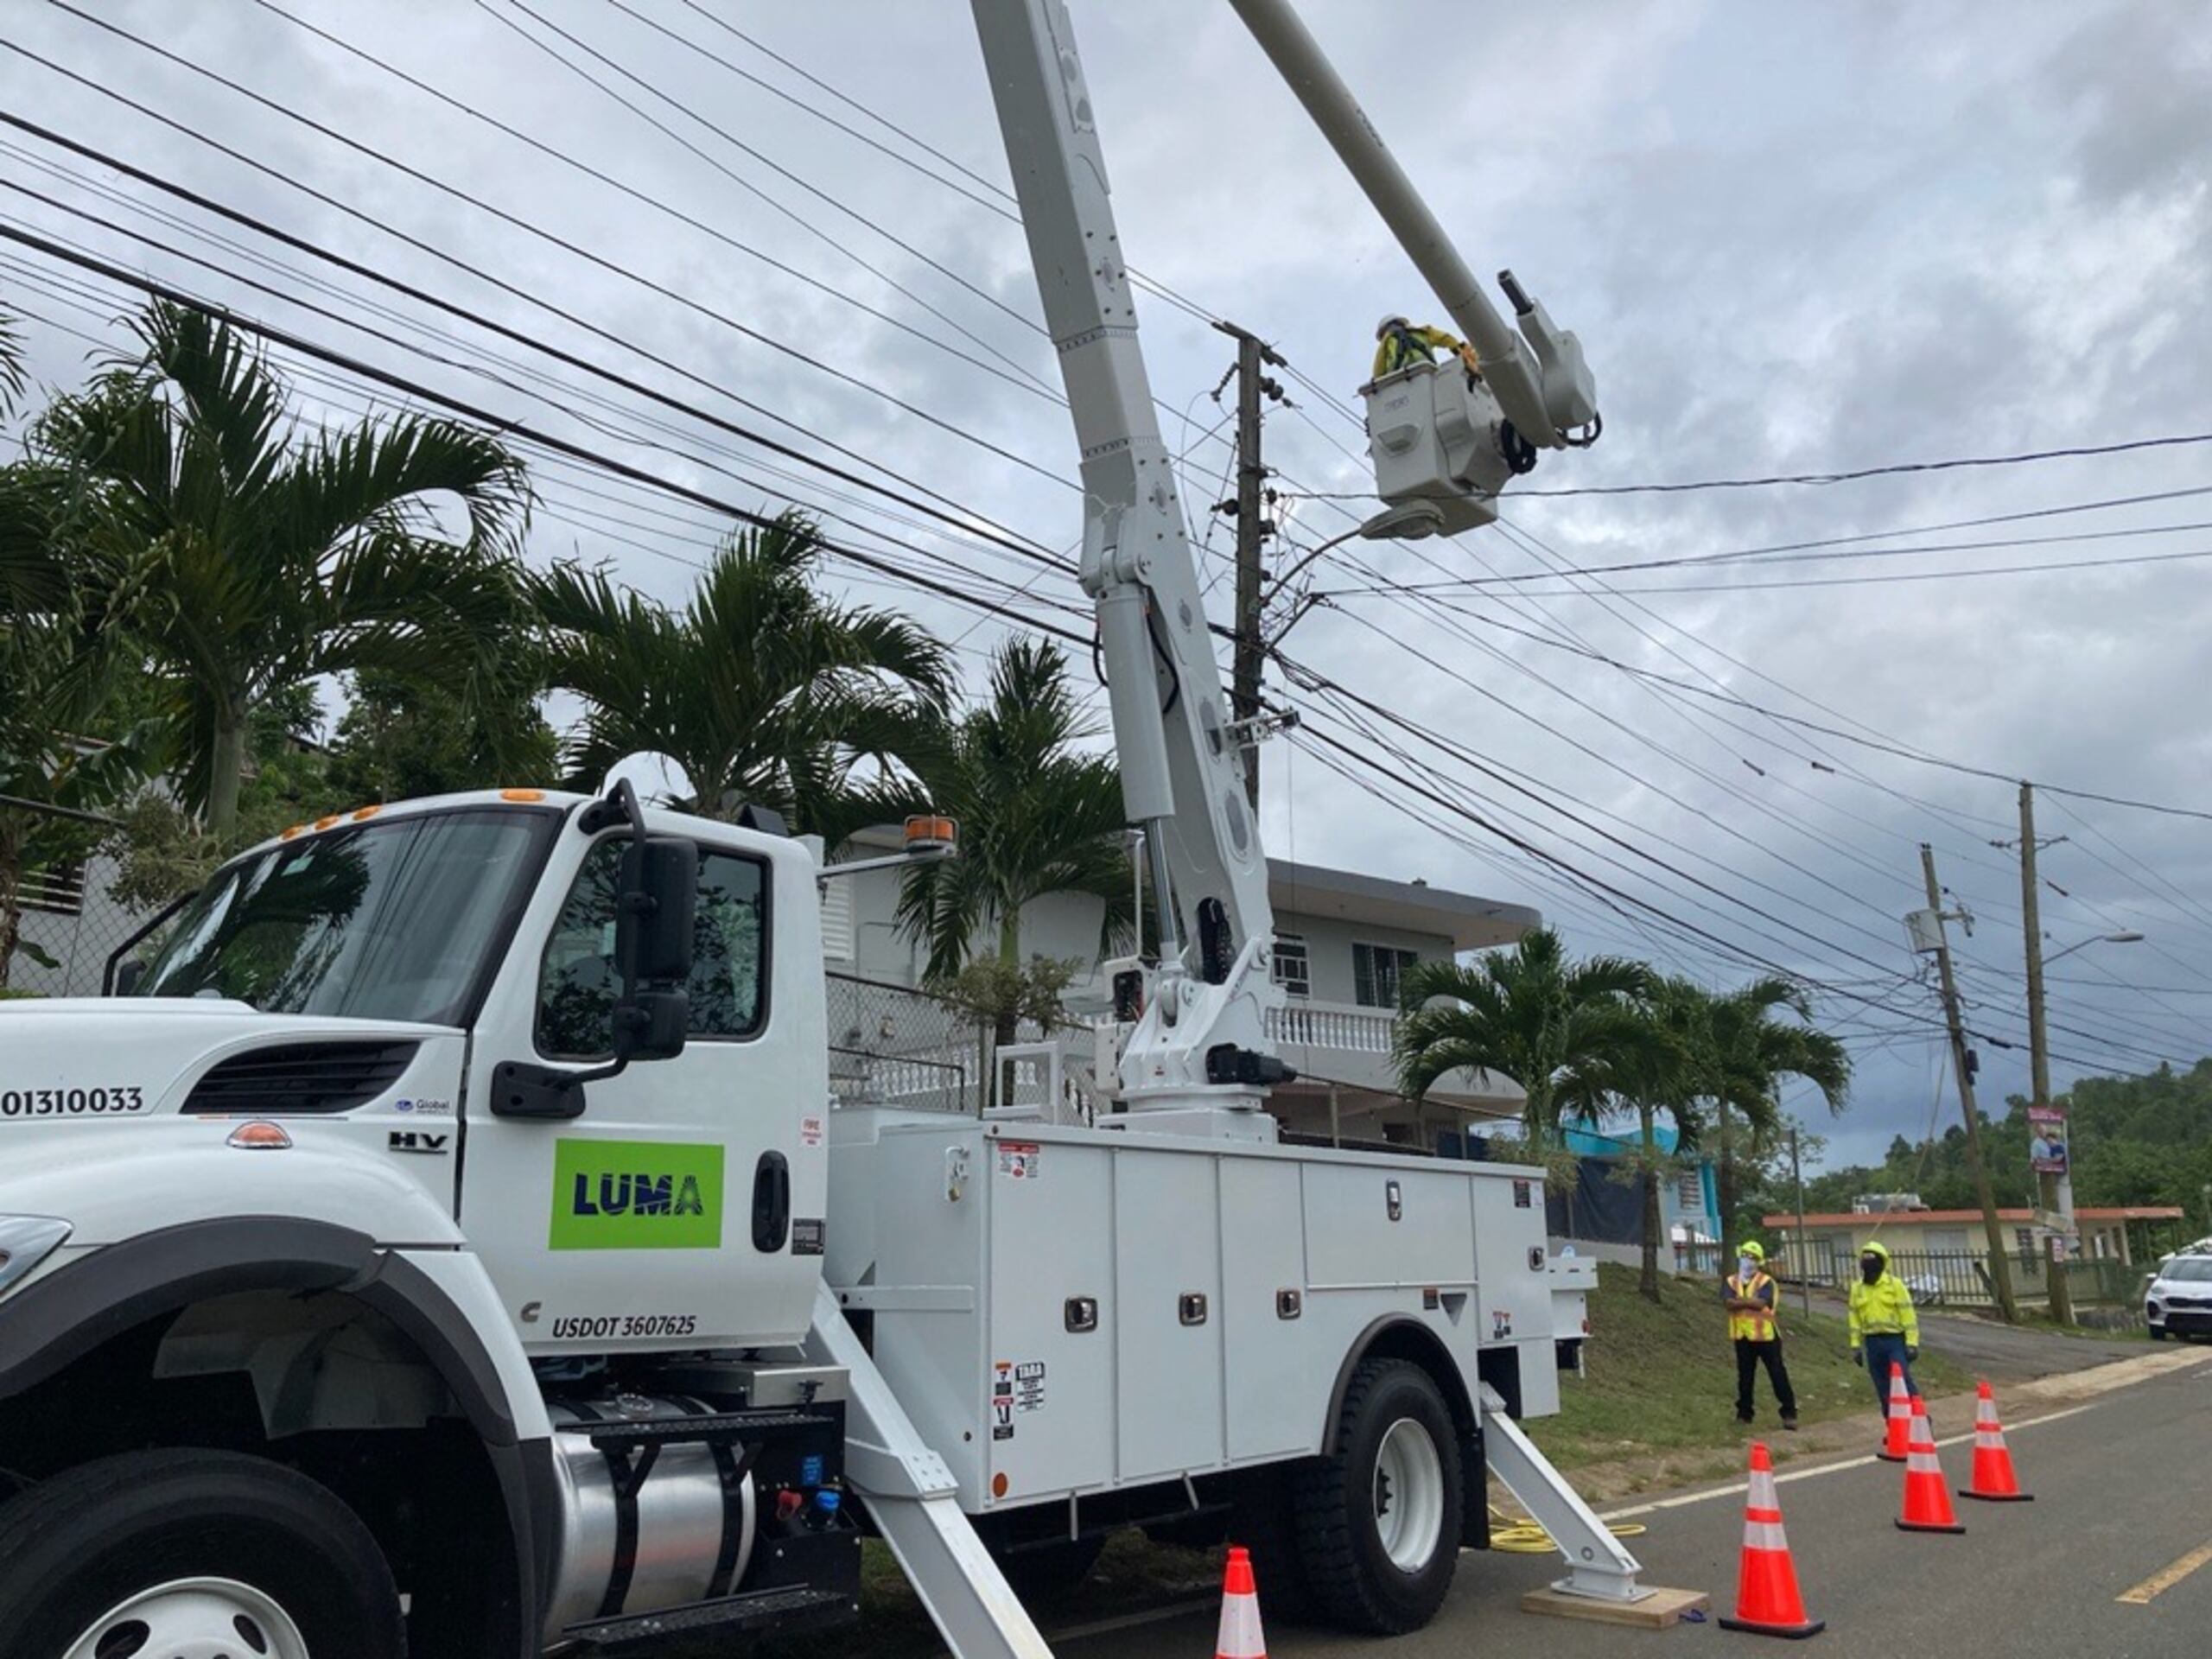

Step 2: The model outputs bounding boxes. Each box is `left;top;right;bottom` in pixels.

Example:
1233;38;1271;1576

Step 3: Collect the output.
825;1112;1560;1514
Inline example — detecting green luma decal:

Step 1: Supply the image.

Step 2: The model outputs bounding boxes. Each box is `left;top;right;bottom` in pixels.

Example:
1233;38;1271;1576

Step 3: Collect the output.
550;1139;725;1250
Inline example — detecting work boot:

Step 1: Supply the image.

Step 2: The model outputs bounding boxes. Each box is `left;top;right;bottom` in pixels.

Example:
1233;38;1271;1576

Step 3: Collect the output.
1735;1410;1754;1425
1781;1414;1799;1432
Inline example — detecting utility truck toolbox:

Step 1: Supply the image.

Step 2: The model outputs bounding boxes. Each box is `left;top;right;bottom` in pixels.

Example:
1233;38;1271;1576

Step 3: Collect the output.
828;1112;1558;1512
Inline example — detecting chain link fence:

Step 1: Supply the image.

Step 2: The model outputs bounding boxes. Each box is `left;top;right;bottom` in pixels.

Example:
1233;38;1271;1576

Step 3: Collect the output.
2;800;164;999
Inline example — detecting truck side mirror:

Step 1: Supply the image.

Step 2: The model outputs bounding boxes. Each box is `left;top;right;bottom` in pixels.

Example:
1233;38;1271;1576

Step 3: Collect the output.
616;836;698;985
612;836;696;1065
613;988;689;1064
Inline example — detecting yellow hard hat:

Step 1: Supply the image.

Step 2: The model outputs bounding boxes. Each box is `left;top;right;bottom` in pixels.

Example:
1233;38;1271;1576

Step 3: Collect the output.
1738;1240;1765;1262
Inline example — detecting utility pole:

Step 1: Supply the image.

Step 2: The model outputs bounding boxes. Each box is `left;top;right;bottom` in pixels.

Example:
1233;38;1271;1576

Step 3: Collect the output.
2016;782;2075;1324
1919;843;2018;1323
1213;321;1285;816
1789;1127;1810;1322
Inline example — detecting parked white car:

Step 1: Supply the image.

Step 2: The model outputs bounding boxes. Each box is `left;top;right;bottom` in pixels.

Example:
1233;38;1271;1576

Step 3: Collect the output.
2145;1253;2212;1341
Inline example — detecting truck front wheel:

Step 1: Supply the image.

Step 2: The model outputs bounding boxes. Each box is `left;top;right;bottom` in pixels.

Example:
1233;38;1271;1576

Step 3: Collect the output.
0;1449;404;1659
1293;1357;1463;1633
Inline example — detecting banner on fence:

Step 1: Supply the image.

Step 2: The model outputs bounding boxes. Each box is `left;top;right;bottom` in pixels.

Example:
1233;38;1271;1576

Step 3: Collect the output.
2027;1104;2069;1175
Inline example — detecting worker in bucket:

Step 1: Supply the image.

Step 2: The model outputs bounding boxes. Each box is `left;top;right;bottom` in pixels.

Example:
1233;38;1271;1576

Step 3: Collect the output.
1847;1238;1921;1411
1372;314;1480;381
1724;1240;1797;1430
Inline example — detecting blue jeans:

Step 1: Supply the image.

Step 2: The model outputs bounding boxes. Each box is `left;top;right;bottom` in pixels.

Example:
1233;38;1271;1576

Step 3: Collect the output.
1862;1332;1919;1410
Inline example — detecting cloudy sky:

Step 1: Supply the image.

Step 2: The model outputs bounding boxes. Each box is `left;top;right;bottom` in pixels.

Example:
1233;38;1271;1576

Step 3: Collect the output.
4;1;2209;1170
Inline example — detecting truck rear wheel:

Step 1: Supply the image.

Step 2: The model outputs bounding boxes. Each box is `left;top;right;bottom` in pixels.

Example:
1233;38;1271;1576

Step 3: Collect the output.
0;1449;404;1659
1293;1357;1463;1633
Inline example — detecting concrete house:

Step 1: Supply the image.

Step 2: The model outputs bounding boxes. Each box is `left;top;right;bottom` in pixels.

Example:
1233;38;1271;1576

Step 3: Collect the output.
821;825;1541;1146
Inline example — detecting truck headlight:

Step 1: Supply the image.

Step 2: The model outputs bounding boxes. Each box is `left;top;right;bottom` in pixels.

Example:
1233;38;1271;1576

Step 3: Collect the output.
0;1216;72;1297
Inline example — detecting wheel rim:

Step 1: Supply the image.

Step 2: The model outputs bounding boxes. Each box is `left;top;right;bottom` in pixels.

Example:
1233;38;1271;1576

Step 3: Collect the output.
65;1576;311;1659
1372;1417;1446;1572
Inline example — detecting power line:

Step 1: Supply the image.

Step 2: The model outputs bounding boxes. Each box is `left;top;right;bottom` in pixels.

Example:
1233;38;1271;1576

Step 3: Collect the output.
16;9;1076;490
0;226;1096;652
0;114;1077;576
1277;429;2212;501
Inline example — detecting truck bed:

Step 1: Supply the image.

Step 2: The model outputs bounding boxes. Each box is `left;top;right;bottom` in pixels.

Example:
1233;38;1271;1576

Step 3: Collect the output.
824;1109;1559;1515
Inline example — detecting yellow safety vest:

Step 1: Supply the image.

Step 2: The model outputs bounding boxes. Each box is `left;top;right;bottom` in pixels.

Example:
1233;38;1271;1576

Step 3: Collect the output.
1726;1271;1778;1341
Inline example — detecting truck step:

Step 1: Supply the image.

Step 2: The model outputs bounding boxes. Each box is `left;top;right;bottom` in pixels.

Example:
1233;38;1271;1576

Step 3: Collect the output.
564;1585;855;1649
563;1407;836;1452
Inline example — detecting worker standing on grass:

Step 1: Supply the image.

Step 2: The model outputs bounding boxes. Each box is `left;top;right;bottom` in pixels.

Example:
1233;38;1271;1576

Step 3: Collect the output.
1847;1239;1921;1411
1725;1241;1798;1430
1372;314;1480;381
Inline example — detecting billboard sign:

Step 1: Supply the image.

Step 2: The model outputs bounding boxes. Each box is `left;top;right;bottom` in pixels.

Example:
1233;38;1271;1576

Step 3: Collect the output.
2028;1105;2069;1176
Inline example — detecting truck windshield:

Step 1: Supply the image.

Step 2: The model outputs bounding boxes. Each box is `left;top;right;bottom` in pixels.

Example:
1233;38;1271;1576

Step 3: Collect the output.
135;807;556;1026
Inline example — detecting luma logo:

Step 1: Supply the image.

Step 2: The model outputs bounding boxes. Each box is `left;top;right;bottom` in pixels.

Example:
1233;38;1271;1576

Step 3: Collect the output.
550;1140;723;1250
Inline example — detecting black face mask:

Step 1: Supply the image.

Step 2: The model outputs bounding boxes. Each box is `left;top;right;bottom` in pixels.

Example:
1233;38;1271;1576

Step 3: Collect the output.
1860;1257;1884;1285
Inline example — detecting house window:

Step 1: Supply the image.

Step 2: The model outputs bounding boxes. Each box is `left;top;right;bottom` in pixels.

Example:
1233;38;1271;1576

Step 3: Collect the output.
1352;943;1421;1009
1272;934;1310;997
21;859;86;918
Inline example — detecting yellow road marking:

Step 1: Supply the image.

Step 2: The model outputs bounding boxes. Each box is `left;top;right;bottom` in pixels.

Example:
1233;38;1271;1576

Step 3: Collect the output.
2118;1540;2212;1605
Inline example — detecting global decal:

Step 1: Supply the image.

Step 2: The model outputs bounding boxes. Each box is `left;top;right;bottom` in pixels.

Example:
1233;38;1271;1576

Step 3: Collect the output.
550;1139;724;1250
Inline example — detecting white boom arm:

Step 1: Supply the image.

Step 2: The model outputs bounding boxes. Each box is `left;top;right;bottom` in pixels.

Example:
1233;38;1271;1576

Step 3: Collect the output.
1226;0;1599;446
972;0;1288;1131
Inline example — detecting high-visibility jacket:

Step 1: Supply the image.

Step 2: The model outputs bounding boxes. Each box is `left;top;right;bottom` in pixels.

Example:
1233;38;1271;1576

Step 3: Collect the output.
1847;1272;1919;1347
1724;1270;1779;1342
1373;322;1465;380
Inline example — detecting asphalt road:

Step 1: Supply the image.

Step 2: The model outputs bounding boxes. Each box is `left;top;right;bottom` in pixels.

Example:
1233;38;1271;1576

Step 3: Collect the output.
1063;1354;2212;1659
1802;1291;2146;1382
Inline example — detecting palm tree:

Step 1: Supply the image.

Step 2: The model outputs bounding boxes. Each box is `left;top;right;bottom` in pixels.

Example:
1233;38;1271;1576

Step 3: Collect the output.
32;301;532;834
1706;978;1851;1242
1394;929;1659;1158
894;639;1132;1027
535;511;950;844
1605;977;1716;1302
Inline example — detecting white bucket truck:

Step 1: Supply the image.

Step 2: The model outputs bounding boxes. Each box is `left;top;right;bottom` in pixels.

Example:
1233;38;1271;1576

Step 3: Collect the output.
0;3;1628;1654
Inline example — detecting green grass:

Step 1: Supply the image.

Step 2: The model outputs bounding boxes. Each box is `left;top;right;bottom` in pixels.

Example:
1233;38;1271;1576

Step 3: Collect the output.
1526;1262;1967;1470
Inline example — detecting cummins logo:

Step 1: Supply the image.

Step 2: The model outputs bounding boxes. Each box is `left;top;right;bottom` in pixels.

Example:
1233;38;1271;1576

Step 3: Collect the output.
550;1139;723;1251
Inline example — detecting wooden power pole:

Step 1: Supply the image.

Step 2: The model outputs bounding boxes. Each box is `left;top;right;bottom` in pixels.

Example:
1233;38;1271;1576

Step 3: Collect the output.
2016;782;2075;1324
1213;321;1284;816
1919;843;2018;1323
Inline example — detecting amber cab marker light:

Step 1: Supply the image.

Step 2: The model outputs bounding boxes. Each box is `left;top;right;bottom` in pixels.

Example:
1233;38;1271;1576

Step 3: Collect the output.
226;1122;293;1151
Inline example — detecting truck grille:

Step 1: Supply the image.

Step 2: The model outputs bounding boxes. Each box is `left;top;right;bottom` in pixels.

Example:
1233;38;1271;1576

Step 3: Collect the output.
184;1041;420;1116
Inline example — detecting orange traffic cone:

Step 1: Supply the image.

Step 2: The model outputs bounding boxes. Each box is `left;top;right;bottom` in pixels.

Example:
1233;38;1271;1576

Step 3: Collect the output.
1959;1380;2032;1503
1717;1442;1825;1639
1878;1362;1911;1463
1215;1546;1267;1659
1896;1395;1965;1534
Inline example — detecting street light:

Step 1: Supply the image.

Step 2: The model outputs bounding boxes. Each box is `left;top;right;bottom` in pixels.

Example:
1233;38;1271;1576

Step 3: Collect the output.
2044;930;2144;964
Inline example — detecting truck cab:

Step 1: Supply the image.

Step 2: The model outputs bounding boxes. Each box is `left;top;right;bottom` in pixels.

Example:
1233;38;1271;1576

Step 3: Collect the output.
0;777;860;1658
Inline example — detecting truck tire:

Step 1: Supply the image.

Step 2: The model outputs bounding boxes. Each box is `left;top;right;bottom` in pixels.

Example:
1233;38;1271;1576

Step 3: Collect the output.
0;1448;404;1659
1292;1357;1463;1633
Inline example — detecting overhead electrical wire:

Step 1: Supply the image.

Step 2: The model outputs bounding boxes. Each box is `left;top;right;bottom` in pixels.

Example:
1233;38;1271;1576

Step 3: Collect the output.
14;10;1077;489
0;113;1079;574
0;226;1096;652
1275;429;2212;501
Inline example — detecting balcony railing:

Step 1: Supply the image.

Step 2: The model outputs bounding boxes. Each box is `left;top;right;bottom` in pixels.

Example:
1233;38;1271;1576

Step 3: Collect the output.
1267;1000;1395;1054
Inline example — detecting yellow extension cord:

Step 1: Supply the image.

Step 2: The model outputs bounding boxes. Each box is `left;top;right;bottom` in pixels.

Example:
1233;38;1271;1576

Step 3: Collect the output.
1488;1505;1647;1554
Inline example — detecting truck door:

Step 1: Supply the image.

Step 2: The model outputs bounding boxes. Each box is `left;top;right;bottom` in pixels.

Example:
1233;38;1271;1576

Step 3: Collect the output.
456;810;829;1351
